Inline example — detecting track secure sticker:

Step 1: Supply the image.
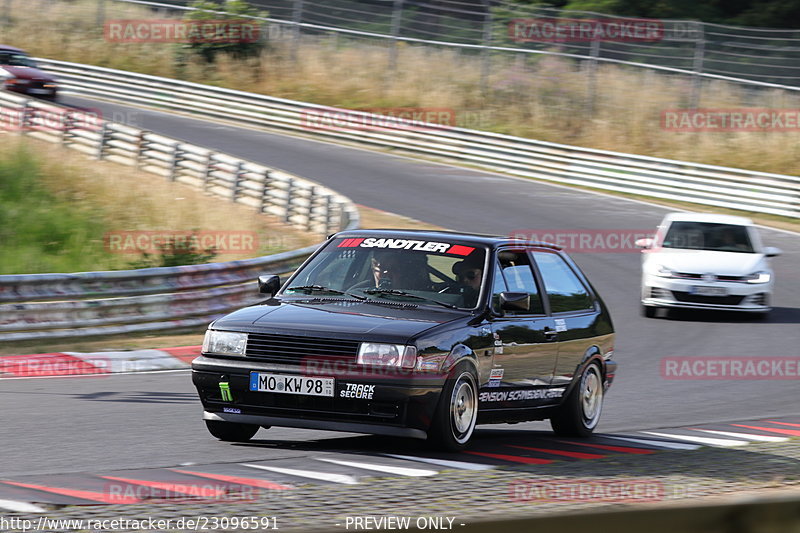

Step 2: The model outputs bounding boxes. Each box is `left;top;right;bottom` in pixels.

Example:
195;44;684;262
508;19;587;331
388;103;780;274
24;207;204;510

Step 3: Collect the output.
338;238;474;256
554;319;567;332
340;383;375;399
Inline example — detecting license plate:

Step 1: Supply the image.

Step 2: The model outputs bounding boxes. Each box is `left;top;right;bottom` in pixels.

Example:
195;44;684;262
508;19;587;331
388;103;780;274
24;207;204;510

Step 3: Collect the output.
690;286;728;296
249;372;334;397
28;89;52;95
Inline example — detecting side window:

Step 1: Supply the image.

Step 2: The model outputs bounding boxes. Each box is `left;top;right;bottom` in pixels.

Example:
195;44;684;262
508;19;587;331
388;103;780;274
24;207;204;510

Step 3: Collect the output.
532;252;594;313
496;251;544;315
490;261;508;314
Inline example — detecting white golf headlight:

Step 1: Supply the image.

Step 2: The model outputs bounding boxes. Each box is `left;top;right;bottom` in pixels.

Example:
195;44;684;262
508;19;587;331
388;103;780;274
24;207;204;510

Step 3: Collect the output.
655;265;676;278
357;343;417;369
744;271;771;284
202;330;248;356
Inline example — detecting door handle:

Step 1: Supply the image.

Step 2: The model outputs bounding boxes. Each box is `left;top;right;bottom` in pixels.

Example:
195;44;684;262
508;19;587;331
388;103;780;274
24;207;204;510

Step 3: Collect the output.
544;328;558;340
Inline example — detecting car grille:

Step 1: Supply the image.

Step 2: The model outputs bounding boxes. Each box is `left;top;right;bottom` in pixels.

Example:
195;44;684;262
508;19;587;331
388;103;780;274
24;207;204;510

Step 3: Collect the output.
674;272;745;282
671;291;745;305
245;333;360;363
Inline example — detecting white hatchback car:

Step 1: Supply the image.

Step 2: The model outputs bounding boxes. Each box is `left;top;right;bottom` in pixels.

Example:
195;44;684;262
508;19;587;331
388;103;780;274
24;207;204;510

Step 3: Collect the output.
636;213;781;318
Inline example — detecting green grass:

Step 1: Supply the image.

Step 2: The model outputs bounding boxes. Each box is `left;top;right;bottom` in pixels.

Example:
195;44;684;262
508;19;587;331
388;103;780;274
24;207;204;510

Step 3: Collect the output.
0;145;113;274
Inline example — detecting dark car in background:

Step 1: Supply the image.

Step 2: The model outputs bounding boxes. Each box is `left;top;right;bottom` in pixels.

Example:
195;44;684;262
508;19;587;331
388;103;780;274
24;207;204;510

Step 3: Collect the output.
0;45;58;100
192;230;617;451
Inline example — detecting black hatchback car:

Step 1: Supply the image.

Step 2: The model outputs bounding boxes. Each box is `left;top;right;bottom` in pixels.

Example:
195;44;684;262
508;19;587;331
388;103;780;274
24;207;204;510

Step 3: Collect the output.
192;230;616;451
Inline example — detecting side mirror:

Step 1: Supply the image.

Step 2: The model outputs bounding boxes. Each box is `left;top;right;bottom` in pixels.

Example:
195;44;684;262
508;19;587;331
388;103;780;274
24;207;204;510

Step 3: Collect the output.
764;246;782;258
500;291;529;312
635;238;654;249
258;275;281;296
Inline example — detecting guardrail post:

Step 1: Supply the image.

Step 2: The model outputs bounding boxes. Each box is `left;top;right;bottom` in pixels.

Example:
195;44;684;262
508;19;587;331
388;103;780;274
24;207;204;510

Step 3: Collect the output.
307;186;317;231
586;38;601;115
232;161;244;202
388;0;405;73
60;110;74;145
285;178;295;223
690;21;705;108
337;202;349;231
260;170;272;213
169;142;183;181
16;100;31;136
135;130;148;169
479;0;493;95
96;122;109;160
203;152;214;191
322;195;332;235
291;0;305;61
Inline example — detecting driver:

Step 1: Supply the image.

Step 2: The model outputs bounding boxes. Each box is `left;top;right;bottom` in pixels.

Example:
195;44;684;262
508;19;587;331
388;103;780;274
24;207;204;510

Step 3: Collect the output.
364;251;432;291
452;253;484;307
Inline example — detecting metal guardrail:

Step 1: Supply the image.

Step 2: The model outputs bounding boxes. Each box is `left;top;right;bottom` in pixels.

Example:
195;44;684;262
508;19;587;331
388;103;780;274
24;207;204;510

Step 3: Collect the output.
37;58;800;218
0;89;359;342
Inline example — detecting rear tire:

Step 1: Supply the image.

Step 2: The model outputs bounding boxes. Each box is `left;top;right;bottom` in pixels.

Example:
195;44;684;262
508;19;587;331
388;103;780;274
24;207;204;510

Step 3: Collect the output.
205;420;259;442
428;363;478;452
550;362;603;438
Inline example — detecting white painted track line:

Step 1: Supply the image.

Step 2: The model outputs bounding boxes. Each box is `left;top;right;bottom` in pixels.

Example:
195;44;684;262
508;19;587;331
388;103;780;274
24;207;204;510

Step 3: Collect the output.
694;429;789;442
603;436;701;450
314;457;437;477
243;463;359;485
642;431;749;447
0;498;47;513
382;454;495;471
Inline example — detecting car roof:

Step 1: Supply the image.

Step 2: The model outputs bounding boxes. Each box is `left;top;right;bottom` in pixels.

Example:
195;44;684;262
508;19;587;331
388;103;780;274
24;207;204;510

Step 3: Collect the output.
334;228;562;250
662;212;754;226
0;45;26;54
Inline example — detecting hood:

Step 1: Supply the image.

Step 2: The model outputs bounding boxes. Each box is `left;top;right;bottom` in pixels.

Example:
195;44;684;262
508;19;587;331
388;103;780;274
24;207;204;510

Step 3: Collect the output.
0;65;56;81
212;299;466;344
646;249;767;276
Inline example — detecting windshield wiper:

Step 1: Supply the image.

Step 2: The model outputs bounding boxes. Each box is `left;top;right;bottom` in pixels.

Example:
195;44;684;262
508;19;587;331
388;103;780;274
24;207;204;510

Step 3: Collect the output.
285;285;366;300
362;288;459;309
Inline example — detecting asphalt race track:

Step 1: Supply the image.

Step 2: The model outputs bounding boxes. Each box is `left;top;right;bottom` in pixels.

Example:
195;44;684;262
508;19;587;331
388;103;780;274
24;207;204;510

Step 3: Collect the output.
2;94;798;479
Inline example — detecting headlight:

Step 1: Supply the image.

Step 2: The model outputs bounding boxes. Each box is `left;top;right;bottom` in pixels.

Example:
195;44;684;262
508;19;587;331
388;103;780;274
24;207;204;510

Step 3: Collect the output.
744;271;771;284
357;343;417;369
202;330;247;356
655;265;676;278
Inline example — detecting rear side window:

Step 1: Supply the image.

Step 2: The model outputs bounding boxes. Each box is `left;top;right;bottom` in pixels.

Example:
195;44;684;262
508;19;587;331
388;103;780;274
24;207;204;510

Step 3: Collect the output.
532;252;594;313
496;250;544;315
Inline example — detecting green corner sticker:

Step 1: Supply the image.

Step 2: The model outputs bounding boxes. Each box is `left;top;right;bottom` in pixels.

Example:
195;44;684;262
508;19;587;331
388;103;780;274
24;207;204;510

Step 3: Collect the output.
219;382;233;402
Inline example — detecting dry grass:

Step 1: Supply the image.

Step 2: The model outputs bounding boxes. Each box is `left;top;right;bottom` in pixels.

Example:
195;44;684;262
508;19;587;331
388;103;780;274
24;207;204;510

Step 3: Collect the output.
1;135;318;272
8;0;798;178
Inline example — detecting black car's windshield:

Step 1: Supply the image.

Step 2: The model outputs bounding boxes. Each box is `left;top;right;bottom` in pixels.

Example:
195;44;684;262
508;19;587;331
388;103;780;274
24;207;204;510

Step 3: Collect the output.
662;222;754;253
0;51;37;67
283;236;488;309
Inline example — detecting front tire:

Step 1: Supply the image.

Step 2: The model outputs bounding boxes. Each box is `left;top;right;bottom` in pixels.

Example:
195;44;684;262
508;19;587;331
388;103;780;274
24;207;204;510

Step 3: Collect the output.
205;420;259;442
428;364;478;452
641;305;656;318
550;362;604;438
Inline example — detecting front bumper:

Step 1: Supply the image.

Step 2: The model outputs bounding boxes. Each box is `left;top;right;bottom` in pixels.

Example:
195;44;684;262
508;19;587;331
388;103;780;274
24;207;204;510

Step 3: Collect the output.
192;355;446;439
641;274;771;312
